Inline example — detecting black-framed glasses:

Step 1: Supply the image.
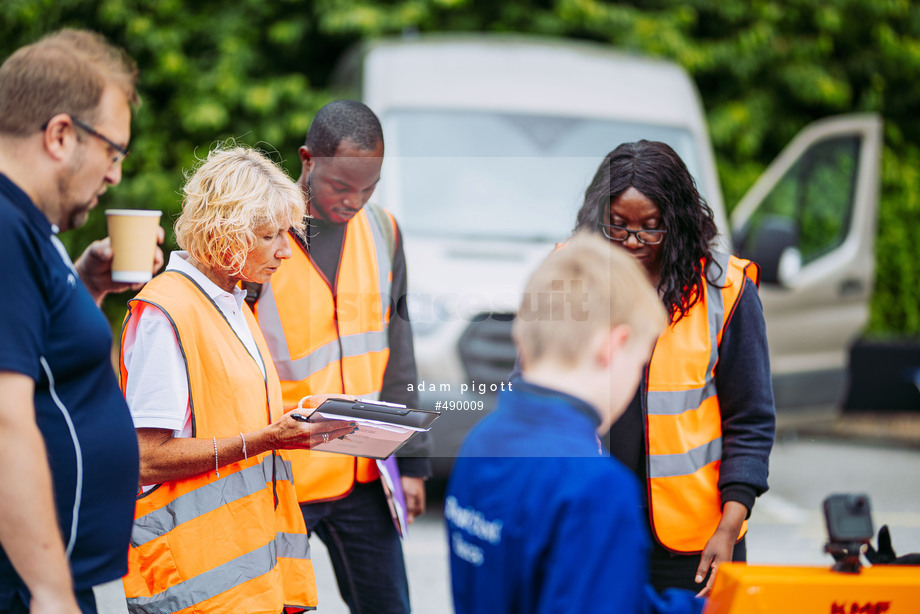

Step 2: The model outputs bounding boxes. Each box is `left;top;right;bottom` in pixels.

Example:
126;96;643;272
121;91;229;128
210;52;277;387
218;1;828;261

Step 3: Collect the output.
41;115;130;166
599;222;667;245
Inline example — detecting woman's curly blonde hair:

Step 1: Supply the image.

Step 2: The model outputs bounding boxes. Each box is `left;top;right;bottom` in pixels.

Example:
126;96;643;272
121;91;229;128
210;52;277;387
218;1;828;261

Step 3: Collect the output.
175;146;306;276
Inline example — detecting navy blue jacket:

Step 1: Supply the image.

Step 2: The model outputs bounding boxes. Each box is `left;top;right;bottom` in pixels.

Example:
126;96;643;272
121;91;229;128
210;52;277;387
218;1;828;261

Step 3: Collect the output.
446;380;704;614
0;174;139;607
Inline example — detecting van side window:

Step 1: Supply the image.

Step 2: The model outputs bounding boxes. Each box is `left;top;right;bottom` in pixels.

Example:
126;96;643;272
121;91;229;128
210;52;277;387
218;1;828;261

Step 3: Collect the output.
745;136;860;265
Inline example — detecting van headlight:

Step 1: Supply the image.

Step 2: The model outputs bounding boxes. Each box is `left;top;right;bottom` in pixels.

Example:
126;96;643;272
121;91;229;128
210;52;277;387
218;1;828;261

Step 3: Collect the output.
405;292;450;337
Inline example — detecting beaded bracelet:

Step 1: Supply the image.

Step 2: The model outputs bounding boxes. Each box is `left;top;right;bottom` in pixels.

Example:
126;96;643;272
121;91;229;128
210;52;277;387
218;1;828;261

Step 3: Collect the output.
213;436;219;478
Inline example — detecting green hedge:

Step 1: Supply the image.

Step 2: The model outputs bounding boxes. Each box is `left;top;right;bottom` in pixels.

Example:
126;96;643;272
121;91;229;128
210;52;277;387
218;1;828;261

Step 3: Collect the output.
2;0;918;335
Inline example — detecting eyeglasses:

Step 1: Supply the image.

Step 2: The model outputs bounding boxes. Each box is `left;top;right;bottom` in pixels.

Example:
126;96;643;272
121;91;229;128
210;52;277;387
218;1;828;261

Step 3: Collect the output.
70;116;130;166
41;115;130;166
599;222;667;245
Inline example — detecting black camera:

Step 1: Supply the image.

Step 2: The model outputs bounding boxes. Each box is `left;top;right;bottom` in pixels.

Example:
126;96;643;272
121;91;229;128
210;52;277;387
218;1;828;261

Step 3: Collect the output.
824;493;874;543
823;493;874;573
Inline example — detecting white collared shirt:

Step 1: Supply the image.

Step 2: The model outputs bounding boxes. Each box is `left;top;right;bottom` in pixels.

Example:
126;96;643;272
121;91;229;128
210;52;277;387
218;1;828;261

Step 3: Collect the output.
122;251;266;438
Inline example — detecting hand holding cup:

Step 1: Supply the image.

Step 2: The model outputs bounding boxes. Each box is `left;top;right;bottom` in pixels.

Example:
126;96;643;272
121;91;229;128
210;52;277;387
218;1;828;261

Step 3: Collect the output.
105;209;163;283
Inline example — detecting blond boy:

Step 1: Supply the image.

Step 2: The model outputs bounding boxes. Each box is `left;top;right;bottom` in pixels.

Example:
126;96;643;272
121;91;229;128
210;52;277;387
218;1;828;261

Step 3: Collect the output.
445;232;703;614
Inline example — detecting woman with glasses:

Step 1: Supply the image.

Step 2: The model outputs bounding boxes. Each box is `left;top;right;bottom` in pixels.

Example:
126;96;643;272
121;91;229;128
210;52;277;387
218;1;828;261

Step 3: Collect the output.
573;140;775;597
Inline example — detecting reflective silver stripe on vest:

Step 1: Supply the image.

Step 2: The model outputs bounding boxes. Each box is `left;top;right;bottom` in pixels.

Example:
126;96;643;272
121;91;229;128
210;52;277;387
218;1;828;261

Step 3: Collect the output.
272;329;389;383
365;206;393;321
126;532;310;614
647;380;718;416
131;454;293;547
706;252;730;377
276;530;311;559
648;437;723;479
257;276;290;362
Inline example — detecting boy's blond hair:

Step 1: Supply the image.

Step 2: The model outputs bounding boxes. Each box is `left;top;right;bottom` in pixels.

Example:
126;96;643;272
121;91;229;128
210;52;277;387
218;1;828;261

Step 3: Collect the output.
513;231;666;367
175;146;306;276
0;29;139;136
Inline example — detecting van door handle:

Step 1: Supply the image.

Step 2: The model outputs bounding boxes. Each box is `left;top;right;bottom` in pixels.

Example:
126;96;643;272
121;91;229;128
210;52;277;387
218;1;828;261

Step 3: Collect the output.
838;278;864;297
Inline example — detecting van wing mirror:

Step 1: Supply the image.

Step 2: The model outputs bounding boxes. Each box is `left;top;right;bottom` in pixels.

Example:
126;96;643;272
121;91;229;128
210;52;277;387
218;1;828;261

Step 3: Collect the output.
735;215;799;286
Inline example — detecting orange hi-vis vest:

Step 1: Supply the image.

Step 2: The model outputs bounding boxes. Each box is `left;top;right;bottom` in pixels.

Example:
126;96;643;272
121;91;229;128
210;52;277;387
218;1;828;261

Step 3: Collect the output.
255;207;395;503
645;252;760;554
118;271;317;614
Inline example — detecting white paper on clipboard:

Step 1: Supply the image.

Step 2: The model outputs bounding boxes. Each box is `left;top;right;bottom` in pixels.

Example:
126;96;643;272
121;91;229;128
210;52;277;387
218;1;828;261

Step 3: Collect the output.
294;397;437;459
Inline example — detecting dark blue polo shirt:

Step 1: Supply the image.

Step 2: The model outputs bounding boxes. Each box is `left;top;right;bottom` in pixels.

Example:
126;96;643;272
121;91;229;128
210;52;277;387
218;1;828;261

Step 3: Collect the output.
0;173;139;605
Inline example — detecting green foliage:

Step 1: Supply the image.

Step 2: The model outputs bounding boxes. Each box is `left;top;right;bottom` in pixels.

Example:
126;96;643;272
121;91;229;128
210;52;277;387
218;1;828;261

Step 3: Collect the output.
1;0;918;334
1;0;337;324
672;0;920;336
871;141;920;335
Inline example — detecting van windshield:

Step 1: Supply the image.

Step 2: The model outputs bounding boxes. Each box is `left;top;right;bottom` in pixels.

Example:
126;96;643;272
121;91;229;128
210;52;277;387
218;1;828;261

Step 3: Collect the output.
378;109;701;241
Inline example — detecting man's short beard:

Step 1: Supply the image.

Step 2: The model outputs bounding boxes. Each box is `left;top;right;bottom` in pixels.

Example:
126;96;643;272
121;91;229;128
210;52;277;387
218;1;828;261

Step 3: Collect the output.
67;204;92;230
55;150;94;232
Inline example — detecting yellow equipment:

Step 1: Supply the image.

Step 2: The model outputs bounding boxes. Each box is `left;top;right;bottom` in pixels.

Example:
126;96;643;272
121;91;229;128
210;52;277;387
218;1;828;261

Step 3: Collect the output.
706;562;920;614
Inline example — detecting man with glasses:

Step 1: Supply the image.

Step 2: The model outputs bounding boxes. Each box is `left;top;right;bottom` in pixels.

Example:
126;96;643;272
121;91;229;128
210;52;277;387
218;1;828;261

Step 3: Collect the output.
0;29;160;614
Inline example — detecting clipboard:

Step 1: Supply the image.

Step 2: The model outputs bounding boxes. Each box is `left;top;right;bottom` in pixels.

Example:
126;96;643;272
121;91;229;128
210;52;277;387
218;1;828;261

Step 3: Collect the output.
293;398;440;460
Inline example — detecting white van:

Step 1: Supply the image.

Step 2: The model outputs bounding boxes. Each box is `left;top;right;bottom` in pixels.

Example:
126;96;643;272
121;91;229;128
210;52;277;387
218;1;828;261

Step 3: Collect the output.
334;34;882;466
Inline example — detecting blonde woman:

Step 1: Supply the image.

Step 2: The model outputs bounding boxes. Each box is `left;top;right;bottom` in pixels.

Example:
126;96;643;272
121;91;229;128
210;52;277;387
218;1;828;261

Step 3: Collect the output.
118;146;354;613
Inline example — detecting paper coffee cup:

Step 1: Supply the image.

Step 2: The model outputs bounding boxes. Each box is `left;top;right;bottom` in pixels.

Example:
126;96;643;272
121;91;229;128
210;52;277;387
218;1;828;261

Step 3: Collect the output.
105;209;162;283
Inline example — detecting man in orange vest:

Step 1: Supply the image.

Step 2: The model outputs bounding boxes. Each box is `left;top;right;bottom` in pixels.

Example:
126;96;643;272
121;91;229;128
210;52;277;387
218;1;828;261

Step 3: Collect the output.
252;100;430;613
